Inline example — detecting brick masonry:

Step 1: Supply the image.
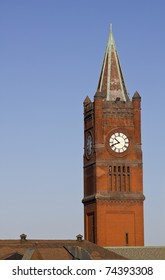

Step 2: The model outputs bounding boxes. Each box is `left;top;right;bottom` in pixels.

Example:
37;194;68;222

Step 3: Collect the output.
83;91;144;246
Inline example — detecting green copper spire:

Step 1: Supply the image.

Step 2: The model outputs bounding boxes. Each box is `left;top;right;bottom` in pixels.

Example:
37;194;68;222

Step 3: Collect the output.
97;25;129;101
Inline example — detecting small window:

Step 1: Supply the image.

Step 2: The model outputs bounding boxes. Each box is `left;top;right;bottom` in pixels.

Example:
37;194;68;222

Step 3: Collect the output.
125;232;129;245
114;174;117;190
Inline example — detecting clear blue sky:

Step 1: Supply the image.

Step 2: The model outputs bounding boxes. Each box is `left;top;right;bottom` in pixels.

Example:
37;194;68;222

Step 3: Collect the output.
0;0;165;246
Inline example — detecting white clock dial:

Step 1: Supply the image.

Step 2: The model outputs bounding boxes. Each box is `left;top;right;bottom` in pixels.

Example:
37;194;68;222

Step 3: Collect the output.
86;133;93;156
109;132;129;153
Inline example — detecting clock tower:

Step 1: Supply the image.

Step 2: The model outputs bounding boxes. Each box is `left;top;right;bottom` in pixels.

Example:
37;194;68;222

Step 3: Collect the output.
83;27;145;247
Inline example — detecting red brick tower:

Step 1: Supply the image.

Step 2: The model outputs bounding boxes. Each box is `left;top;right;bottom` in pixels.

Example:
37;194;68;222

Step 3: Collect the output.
83;27;145;247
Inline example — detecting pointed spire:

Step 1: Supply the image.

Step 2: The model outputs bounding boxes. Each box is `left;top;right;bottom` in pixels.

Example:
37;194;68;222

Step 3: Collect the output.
84;95;91;104
97;25;130;101
132;91;141;100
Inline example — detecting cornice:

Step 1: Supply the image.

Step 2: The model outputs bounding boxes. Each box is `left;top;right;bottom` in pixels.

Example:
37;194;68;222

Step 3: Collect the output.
82;192;145;205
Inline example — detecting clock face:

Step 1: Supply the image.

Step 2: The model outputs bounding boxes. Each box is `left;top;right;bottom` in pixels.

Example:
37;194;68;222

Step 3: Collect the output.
86;133;93;156
109;132;129;153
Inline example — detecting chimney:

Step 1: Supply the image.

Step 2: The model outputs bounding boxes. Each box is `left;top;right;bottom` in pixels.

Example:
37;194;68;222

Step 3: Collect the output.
76;234;83;241
20;233;27;241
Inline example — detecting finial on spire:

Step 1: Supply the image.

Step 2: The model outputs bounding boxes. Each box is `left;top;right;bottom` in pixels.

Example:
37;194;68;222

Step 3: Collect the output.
110;23;112;33
109;24;113;43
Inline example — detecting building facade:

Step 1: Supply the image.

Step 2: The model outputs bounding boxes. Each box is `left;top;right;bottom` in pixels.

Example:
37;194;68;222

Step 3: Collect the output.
83;27;145;247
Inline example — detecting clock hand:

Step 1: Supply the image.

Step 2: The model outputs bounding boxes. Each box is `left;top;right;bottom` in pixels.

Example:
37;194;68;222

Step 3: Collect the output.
111;138;120;147
115;138;120;144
